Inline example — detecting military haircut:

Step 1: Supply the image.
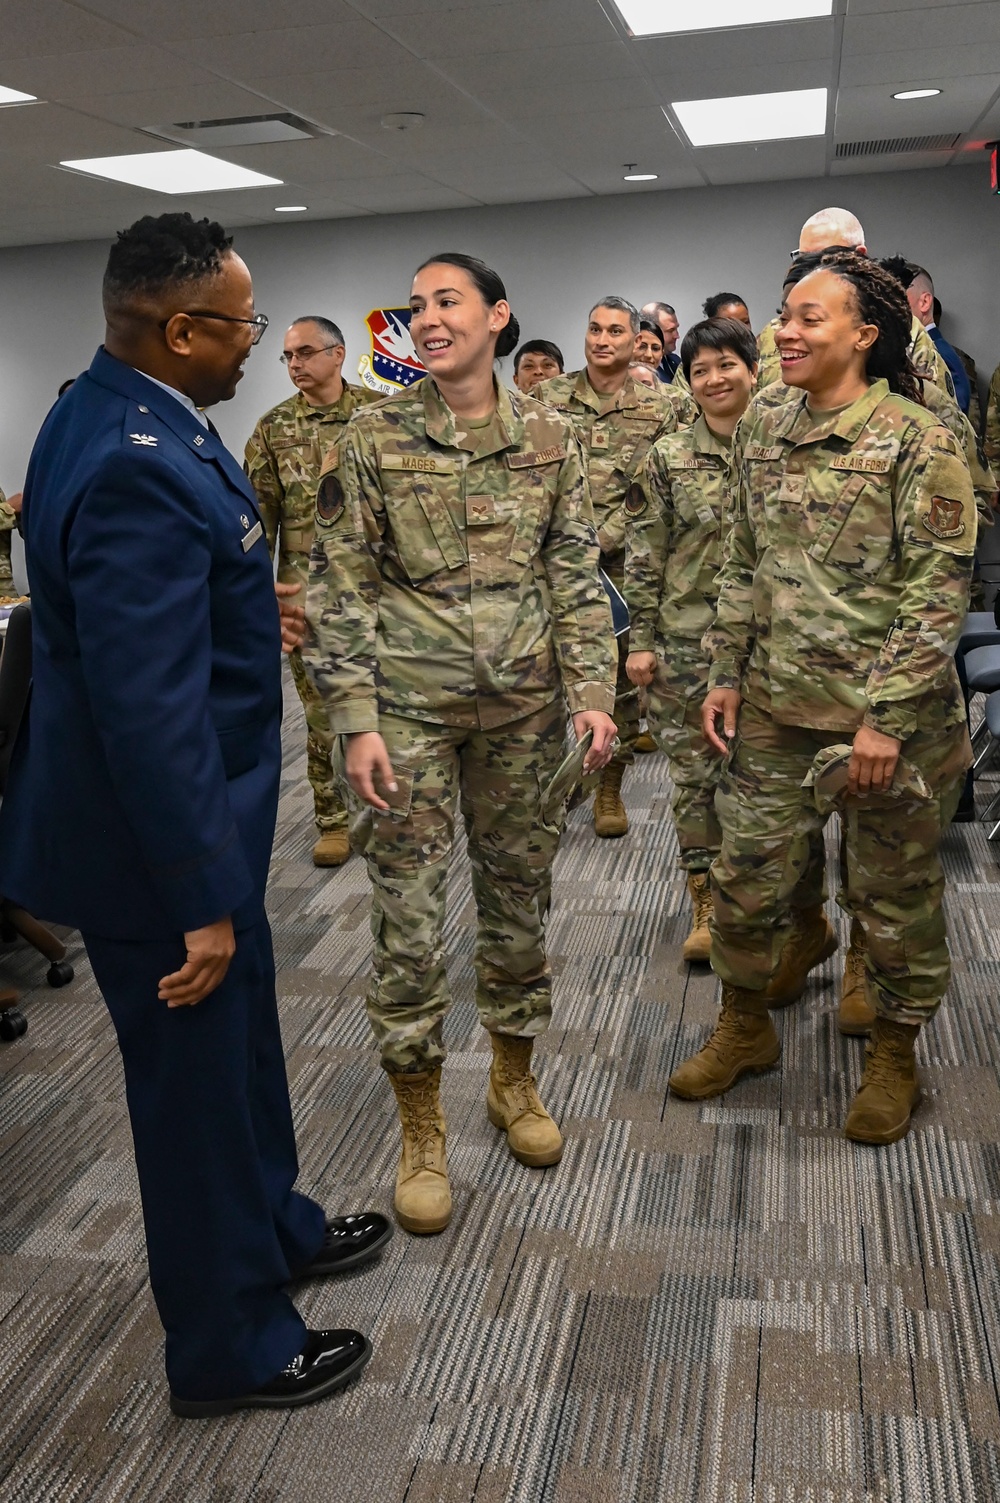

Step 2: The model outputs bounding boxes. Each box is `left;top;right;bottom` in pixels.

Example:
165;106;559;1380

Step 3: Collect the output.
681;318;758;383
513;338;564;373
646;300;676;319
589;296;639;333
291;315;345;348
703;292;748;319
103;212;232;316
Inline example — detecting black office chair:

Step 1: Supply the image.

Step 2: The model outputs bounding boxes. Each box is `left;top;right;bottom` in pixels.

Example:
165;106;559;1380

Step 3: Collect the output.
0;604;73;1041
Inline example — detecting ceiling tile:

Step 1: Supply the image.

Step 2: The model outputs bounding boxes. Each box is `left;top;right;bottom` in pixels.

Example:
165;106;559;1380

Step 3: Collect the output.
844;3;1000;53
81;0;357;39
383;0;614;55
0;1;134;57
327;174;482;212
5;47;218;100
840;44;1000;87
188;20;402;79
699;136;829;185
633;16;835;70
835;75;1000;138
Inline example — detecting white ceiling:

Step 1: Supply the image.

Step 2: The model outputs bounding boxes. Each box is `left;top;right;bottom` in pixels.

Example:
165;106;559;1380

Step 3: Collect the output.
0;0;995;246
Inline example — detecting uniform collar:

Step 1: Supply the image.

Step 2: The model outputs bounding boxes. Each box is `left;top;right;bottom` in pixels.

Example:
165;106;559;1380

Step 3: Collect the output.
691;413;736;456
294;382;359;421
421;377;523;454
572;368;635;415
769;378;890;446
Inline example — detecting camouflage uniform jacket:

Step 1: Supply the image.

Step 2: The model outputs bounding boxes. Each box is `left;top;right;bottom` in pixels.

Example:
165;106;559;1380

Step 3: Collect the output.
533;369;696;567
0;486;16;589
304;378;616;734
985;362;1000;469
625;415;737;657
750;374;996;520
754;319;782;390
954;345;982;435
707;378;976;742
244;383;377;589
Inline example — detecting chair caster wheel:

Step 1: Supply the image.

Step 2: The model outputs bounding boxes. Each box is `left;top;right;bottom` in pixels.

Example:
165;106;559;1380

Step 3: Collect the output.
47;962;73;988
0;1008;27;1040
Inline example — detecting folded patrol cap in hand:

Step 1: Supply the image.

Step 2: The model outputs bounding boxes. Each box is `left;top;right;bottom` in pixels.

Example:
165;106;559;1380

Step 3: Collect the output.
801;743;933;817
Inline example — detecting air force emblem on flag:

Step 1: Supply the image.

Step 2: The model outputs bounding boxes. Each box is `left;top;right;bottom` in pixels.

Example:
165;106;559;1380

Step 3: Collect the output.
357;308;426;396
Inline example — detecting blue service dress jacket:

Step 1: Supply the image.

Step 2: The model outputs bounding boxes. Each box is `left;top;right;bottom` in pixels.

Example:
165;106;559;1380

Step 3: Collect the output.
0;346;283;940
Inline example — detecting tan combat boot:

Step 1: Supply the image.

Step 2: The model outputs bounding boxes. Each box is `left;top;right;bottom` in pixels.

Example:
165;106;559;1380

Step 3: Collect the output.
593;762;628;838
486;1034;563;1167
838;919;875;1037
763;904;839;1008
313;828;351;867
844;1017;921;1145
668;984;781;1100
682;871;714;963
387;1068;452;1234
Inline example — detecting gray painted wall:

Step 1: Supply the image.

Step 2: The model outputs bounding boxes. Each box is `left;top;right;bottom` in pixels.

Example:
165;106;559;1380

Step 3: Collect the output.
1;160;997;497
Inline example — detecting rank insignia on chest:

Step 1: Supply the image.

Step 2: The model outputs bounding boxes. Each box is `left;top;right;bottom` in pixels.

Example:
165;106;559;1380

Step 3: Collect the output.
590;429;610;450
924;495;966;539
130;433;158;447
467;494;496;525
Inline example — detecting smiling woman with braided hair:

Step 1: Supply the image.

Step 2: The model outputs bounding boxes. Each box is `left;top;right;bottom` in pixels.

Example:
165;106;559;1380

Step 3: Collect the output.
668;250;977;1147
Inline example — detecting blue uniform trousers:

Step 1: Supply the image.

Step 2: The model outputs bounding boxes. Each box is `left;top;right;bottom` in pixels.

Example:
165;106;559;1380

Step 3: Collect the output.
83;915;325;1401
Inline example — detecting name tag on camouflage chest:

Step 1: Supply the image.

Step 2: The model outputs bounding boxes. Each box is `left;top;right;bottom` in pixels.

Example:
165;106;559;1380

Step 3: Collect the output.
745;445;783;461
830;454;892;474
380;452;458;474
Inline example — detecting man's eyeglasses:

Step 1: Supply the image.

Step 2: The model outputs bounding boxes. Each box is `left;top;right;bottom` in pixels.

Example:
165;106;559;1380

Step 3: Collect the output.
160;311;269;344
280;344;341;366
789;245;859;260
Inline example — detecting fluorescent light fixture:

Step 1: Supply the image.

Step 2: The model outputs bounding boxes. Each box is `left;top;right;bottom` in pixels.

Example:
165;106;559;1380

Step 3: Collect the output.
893;88;941;100
0;85;36;105
275;204;308;212
623;171;658;181
59;148;282;194
616;0;831;37
673;87;828;147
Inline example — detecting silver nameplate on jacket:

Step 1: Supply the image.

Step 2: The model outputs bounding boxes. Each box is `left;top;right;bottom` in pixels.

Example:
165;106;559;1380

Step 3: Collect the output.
241;520;263;552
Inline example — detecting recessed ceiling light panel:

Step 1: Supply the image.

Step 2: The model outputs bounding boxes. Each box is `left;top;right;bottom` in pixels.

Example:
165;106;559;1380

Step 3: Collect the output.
616;0;831;37
623;171;658;181
275;205;307;212
0;85;37;105
59;149;282;194
672;87;828;147
892;88;942;101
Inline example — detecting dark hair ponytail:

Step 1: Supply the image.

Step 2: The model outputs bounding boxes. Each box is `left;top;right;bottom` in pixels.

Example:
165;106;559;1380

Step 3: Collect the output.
415;251;519;359
818;250;922;404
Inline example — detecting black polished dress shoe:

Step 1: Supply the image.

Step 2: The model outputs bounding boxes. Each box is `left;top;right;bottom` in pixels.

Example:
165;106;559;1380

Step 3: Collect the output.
170;1328;371;1418
293;1212;393;1279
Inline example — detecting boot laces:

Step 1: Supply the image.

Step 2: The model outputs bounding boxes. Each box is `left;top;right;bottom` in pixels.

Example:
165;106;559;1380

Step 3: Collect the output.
703;1005;754;1061
862;1033;910;1092
693;883;714;930
494;1048;543;1118
845;944;866;984
399;1086;442;1169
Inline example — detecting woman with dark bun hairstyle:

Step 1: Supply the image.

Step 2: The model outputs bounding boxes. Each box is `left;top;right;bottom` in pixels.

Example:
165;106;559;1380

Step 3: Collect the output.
304;252;617;1235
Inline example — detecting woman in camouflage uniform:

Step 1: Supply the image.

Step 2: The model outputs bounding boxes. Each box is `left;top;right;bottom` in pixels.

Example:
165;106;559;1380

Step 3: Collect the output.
304;254;617;1234
670;253;976;1147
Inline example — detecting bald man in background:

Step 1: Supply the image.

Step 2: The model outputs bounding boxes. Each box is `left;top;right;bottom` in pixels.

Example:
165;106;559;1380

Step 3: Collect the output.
755;208;957;400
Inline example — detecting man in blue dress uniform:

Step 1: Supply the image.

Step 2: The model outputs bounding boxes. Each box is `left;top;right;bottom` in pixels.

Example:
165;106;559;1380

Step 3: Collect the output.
0;214;390;1417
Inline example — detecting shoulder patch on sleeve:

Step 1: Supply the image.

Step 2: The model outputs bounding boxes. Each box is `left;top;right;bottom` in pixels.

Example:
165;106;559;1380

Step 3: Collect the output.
624;482;647;517
317;471;344;524
923;496;966;540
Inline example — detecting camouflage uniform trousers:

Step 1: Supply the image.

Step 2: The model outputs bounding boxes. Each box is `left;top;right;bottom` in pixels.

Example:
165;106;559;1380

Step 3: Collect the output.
647;652;721;873
604;553;639;769
345;700;567;1074
287;649;346;833
709;701;971;1024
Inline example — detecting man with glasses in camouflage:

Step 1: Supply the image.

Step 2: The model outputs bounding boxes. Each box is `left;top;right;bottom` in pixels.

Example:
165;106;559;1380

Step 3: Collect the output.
246;317;377;866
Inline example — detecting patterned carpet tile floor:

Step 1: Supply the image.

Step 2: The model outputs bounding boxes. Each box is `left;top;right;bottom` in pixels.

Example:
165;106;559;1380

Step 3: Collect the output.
3;678;1000;1502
